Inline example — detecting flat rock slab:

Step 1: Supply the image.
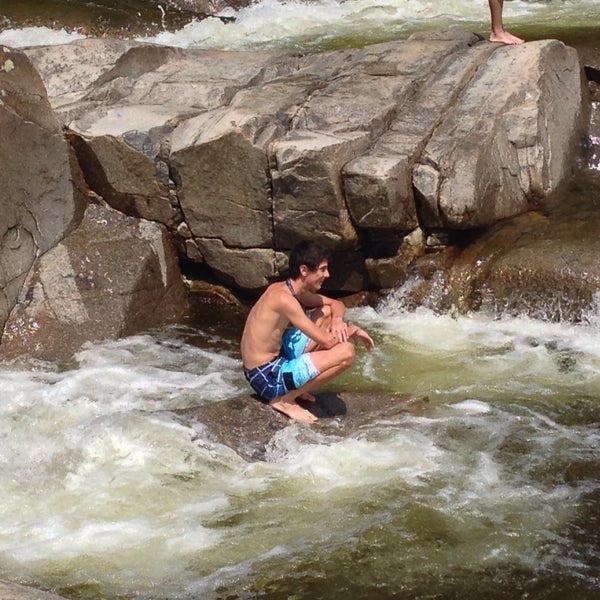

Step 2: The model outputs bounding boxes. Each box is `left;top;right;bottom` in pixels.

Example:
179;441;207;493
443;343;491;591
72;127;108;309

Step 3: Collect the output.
175;391;429;461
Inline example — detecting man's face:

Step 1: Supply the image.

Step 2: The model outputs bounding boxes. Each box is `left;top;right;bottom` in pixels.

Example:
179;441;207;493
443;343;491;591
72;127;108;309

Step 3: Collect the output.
302;260;330;292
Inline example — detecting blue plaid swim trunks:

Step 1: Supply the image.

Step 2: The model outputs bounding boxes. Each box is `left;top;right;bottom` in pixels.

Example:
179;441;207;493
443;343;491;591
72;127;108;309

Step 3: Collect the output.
244;327;319;402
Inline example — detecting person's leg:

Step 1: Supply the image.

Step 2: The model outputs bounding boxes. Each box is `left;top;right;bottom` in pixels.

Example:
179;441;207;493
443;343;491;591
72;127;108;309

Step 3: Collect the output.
281;304;332;403
488;0;524;45
270;342;356;422
292;313;374;403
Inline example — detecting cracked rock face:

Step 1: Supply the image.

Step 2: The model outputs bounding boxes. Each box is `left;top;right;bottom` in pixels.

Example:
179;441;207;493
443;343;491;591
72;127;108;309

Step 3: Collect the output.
0;204;187;362
0;45;83;335
23;32;589;294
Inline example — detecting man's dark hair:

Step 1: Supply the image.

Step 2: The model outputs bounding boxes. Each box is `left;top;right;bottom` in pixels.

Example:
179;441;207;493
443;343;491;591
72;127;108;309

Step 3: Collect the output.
288;241;331;279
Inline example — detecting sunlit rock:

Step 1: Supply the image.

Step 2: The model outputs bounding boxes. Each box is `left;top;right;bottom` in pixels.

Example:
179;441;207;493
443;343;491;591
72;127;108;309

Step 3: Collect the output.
194;238;283;289
344;36;494;232
414;40;588;229
169;75;309;250
22;38;137;109
22;33;590;292
0;204;187;362
0;45;83;338
68;131;176;226
272;130;368;249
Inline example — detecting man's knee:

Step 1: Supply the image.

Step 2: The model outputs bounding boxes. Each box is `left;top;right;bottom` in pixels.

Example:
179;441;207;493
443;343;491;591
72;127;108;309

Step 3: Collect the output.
338;341;355;366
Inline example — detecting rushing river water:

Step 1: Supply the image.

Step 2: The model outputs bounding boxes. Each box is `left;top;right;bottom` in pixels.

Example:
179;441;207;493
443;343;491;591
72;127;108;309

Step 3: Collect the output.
1;297;599;599
1;0;600;599
1;0;600;51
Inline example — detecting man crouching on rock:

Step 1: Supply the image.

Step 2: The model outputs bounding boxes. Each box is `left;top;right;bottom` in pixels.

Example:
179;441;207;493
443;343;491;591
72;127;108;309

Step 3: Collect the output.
241;240;375;423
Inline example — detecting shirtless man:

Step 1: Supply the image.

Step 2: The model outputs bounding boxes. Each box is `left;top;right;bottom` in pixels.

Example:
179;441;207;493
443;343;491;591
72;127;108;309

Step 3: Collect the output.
488;0;524;45
241;240;375;423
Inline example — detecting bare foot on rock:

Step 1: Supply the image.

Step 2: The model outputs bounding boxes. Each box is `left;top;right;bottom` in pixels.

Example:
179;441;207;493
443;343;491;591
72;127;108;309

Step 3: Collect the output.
489;30;524;45
270;399;318;423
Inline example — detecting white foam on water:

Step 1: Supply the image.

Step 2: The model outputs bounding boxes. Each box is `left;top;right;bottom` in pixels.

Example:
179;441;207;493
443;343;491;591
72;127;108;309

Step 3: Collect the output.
139;0;534;49
0;26;86;47
0;333;248;581
0;304;598;594
351;294;600;401
450;399;492;414
1;0;599;50
260;423;441;488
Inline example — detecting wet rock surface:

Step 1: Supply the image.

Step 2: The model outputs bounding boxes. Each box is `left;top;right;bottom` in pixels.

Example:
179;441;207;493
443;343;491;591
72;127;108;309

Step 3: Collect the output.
174;391;429;461
399;172;600;322
0;580;68;600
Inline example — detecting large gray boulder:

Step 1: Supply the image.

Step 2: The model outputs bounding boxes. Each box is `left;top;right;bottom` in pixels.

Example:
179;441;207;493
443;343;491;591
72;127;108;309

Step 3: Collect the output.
0;203;187;362
343;34;496;232
413;39;587;229
0;45;83;337
273;31;484;248
23;33;589;293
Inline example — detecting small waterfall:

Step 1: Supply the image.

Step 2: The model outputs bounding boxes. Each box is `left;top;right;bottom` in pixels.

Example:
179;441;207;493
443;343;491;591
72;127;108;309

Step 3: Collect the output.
394;94;600;323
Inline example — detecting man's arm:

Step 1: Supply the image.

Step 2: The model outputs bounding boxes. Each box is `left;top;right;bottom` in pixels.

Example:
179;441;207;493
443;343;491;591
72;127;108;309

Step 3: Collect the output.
280;291;339;349
296;291;349;342
323;296;349;342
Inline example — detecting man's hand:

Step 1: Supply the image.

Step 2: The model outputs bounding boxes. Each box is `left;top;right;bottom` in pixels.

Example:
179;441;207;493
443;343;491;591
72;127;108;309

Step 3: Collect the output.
331;316;349;343
322;331;340;350
353;327;375;351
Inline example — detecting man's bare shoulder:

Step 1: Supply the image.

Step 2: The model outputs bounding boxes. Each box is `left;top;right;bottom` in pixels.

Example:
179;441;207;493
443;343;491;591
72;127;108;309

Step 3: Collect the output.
251;281;291;311
260;280;287;301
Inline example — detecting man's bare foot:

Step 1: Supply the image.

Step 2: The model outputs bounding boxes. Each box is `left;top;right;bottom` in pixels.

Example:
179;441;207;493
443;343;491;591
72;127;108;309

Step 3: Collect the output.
270;399;318;423
489;30;524;45
297;391;317;403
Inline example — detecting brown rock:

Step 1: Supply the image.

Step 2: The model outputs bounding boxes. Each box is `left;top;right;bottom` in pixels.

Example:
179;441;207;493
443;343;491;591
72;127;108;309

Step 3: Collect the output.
0;45;83;336
22;34;589;292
